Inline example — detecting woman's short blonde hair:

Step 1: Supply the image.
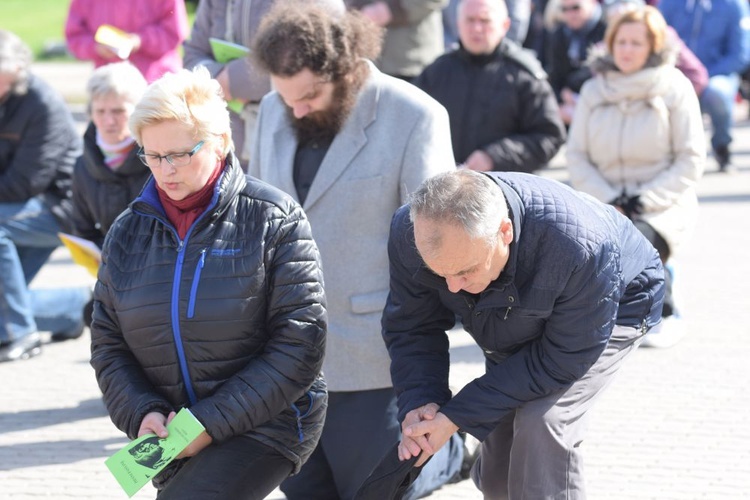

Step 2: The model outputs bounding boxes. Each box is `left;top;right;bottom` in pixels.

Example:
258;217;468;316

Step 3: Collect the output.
129;67;233;156
604;5;667;56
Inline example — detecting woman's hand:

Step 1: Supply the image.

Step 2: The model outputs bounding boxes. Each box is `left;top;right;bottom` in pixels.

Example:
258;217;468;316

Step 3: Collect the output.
138;411;213;459
162;412;213;459
138;411;172;438
175;431;213;459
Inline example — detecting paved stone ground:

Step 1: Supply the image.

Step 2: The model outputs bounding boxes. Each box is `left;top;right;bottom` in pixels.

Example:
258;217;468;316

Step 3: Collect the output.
1;62;749;499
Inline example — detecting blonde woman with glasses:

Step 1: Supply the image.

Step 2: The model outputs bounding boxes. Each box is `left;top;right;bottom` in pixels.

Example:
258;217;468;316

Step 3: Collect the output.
90;67;328;498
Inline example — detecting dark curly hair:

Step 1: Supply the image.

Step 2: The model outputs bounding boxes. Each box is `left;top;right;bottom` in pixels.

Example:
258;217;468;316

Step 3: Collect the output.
253;1;383;82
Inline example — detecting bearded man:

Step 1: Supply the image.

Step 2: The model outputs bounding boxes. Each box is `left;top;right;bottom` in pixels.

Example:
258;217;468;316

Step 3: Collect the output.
250;3;464;499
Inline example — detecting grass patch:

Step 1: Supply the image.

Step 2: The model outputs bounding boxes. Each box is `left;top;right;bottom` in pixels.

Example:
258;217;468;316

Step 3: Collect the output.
3;0;71;59
2;0;197;61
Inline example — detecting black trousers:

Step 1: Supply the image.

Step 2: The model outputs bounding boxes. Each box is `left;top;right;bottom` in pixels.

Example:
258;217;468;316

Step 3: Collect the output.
633;219;674;316
156;435;294;500
281;388;401;500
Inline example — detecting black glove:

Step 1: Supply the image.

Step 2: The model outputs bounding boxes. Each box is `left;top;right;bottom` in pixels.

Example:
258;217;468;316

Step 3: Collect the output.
622;195;643;218
610;193;642;219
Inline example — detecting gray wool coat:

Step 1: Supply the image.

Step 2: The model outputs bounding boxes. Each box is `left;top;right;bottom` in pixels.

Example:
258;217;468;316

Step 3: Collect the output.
249;63;455;391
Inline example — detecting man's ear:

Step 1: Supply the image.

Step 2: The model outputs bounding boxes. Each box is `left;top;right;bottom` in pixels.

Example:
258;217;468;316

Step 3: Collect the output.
499;218;513;245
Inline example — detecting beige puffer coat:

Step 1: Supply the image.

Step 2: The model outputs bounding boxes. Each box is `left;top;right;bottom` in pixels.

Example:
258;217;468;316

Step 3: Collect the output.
566;46;705;255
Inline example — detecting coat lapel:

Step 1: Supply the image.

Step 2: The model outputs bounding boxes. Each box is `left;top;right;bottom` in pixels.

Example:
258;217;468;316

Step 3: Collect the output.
271;120;300;203
302;65;381;211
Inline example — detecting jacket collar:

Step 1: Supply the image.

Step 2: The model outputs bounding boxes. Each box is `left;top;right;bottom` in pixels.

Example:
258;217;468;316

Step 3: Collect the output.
456;40;503;66
82;122;147;180
482;173;523;291
297;60;380;210
132;151;246;231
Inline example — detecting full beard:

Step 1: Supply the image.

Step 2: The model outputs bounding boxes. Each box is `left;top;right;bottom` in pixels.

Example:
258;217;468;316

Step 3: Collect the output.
288;78;360;146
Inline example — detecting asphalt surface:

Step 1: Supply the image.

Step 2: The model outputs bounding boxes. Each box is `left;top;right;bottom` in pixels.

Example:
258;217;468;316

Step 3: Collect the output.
1;62;748;499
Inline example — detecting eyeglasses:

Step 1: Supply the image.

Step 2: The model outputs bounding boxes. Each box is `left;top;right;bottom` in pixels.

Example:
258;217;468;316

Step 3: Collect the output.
560;4;582;12
138;141;205;169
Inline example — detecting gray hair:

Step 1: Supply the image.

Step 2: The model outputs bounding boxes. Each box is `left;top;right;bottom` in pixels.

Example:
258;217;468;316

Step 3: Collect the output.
87;62;147;106
409;170;508;247
0;30;33;95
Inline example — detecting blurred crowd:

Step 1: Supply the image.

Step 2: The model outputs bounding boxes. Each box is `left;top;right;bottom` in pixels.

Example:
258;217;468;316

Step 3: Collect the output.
0;0;747;498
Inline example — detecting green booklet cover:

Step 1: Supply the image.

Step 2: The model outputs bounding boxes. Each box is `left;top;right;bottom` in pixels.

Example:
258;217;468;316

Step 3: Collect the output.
208;37;250;64
208;37;251;114
105;408;205;497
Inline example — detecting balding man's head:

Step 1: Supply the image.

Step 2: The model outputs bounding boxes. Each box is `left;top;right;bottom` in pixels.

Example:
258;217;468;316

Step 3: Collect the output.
457;0;511;55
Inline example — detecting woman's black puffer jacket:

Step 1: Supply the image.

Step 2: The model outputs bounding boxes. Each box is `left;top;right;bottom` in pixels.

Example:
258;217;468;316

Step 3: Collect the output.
70;123;151;248
90;153;327;473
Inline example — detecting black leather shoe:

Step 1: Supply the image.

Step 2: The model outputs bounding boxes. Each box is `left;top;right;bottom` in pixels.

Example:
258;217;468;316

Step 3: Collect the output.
0;332;42;362
51;321;85;342
715;145;733;172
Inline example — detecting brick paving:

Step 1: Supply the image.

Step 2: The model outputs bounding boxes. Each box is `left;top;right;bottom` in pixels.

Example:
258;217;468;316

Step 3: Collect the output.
1;62;749;499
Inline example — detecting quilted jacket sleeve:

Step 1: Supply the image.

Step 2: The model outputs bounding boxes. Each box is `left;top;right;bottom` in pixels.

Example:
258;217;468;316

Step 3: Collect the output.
382;207;456;422
481;74;566;173
188;204;327;442
90;227;174;440
70;159;104;247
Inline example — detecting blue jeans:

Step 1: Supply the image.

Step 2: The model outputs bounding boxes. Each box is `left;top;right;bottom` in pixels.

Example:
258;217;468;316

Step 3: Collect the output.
0;197;89;342
700;73;740;151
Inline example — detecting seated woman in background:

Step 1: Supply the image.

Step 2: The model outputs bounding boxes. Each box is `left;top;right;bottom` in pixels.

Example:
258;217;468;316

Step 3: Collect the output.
566;6;705;348
90;67;328;498
71;62;150;250
71;62;151;327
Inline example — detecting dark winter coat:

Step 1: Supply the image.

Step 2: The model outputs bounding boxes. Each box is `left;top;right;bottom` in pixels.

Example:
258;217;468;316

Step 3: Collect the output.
546;18;607;99
414;40;565;172
383;172;664;440
90;154;327;473
71;123;151;248
0;74;81;227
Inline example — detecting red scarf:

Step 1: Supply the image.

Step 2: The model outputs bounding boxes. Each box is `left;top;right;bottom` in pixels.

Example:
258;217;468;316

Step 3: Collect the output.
156;162;224;239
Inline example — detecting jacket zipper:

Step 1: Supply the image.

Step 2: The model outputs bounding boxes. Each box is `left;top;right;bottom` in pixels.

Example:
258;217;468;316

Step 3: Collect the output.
133;183;221;407
290;391;314;443
187;249;207;319
171;238;198;405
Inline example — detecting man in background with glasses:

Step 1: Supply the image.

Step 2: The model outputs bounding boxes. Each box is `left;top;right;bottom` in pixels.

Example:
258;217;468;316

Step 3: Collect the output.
545;0;606;126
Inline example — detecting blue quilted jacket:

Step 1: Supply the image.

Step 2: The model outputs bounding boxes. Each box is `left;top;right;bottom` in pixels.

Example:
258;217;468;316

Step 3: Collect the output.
382;172;664;440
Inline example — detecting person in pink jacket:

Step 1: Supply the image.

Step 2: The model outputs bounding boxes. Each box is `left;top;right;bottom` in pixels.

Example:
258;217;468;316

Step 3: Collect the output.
65;0;189;83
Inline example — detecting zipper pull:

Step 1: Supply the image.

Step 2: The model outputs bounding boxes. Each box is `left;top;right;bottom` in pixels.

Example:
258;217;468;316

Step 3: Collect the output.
504;307;511;320
291;404;304;443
